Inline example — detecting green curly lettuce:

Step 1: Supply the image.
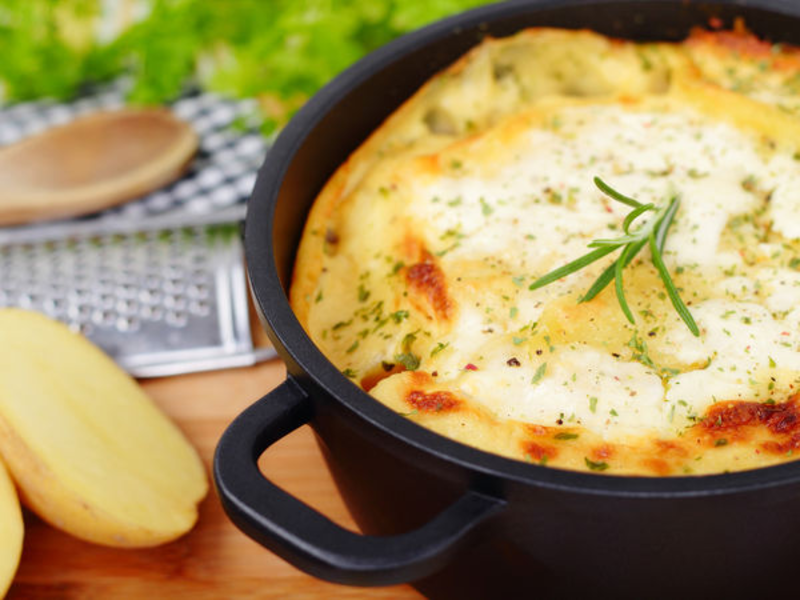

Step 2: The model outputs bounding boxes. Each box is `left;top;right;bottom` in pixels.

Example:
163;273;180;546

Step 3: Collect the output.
0;0;493;130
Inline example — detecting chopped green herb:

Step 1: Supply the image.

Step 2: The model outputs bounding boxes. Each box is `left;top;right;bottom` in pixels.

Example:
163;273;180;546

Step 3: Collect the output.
390;310;410;324
584;457;610;471
589;396;598;413
394;352;420;371
401;332;417;350
531;362;547;384
430;342;449;357
447;197;463;207
398;409;419;417
395;331;421;370
554;432;579;440
688;168;708;179
714;438;729;447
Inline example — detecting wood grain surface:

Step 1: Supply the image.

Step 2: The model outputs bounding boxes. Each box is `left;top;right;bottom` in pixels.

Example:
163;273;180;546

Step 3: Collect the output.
6;359;421;599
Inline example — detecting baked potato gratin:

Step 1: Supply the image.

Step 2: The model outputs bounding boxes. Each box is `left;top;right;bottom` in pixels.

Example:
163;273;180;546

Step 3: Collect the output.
290;23;800;476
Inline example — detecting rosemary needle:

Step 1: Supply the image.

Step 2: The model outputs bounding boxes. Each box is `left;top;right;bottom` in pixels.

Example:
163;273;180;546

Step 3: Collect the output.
529;177;699;336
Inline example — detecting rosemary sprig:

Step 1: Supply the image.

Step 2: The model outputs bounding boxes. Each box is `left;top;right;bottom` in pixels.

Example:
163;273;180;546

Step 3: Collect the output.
529;177;699;336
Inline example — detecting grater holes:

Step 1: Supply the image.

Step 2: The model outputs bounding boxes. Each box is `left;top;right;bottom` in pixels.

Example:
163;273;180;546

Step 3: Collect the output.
94;292;116;310
115;298;139;316
139;289;162;307
163;276;185;294
143;274;162;290
165;309;188;328
118;283;139;300
95;275;115;290
42;297;68;317
68;321;94;336
68;288;92;304
187;282;210;300
163;294;187;312
91;308;116;327
66;303;92;321
139;304;164;321
16;291;42;309
162;265;184;282
189;299;211;317
115;315;141;333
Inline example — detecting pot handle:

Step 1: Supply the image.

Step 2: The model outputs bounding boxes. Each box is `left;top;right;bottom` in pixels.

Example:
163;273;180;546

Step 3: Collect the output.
213;377;505;586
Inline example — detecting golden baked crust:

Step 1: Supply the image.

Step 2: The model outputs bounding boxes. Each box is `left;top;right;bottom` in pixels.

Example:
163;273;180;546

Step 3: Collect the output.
291;24;800;476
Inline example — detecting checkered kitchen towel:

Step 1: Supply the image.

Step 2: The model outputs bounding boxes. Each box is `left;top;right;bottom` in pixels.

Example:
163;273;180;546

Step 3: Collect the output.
0;80;270;243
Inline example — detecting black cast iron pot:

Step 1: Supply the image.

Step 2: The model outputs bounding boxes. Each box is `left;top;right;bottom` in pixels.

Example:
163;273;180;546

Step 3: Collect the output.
214;1;800;598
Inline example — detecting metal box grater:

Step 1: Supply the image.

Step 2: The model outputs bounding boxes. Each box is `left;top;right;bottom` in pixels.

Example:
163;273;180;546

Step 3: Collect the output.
0;209;275;377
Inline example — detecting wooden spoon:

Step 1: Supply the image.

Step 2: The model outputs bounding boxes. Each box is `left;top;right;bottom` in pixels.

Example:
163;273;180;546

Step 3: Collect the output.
0;108;199;226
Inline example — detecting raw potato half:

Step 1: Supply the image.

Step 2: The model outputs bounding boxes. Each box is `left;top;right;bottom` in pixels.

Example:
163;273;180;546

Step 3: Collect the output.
0;309;208;547
0;459;23;598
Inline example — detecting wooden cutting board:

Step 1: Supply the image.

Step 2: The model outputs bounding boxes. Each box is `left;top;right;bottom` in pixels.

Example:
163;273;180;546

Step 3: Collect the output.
6;358;420;599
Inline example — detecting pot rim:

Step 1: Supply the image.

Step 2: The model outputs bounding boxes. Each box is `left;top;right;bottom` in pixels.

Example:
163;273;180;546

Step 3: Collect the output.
245;0;800;499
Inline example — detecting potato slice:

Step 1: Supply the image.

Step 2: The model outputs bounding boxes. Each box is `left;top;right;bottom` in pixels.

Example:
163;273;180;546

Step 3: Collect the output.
0;309;207;548
0;459;23;598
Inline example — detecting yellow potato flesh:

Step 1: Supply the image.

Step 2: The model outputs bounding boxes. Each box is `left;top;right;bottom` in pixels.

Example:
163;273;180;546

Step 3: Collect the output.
0;309;208;548
0;459;23;598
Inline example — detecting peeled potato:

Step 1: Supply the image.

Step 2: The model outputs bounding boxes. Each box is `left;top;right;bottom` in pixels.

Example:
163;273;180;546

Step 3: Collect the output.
0;309;207;548
0;459;23;598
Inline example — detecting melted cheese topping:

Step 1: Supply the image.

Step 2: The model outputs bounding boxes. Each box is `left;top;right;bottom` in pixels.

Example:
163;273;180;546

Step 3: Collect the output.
291;27;800;476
